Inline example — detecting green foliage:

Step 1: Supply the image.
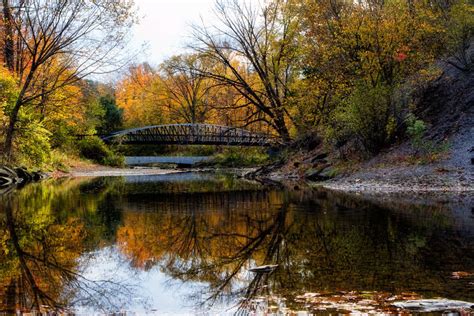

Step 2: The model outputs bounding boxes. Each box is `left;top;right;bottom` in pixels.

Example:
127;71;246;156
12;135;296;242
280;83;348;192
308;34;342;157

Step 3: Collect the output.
211;147;269;167
0;68;19;111
405;114;450;163
1;69;54;167
329;83;394;154
444;0;474;70
97;95;123;134
406;114;427;151
120;144;218;157
78;136;124;167
14;110;52;167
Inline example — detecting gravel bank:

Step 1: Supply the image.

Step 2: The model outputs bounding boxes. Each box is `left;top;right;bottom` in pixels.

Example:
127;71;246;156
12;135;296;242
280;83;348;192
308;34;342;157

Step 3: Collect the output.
60;166;183;178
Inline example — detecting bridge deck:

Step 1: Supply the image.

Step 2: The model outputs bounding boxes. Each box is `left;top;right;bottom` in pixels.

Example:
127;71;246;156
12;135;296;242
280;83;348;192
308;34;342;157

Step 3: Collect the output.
101;124;279;147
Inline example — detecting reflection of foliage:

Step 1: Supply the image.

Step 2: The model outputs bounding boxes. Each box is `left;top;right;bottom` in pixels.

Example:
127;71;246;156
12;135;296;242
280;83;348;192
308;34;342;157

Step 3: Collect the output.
0;178;131;313
115;187;474;309
0;191;85;311
1;175;473;314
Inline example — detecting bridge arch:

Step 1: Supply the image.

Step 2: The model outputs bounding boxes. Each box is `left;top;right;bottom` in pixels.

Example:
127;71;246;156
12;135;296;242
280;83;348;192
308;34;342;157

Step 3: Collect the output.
102;123;279;146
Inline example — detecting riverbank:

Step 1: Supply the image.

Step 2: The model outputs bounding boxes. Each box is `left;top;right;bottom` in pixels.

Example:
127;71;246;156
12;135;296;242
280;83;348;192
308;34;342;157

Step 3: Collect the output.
55;163;183;178
58;158;473;193
53;158;258;178
321;164;473;194
253;155;474;194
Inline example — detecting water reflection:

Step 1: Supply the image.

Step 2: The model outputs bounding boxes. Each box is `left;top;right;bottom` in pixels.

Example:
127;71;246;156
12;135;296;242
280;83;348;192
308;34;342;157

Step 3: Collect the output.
0;179;139;314
0;173;473;314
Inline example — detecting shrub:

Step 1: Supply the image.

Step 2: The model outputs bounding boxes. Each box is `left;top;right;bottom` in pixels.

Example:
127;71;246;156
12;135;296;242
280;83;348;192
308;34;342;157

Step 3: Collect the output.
78;137;124;167
405;113;449;161
212;147;269;167
9;110;52;168
406;114;427;151
328;82;394;155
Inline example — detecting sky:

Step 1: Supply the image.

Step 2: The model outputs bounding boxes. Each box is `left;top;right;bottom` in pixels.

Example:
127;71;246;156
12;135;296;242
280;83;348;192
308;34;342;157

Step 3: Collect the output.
129;0;218;66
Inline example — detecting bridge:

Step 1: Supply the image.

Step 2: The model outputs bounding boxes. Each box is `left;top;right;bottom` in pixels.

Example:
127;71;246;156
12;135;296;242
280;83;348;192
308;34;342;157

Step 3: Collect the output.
100;124;280;146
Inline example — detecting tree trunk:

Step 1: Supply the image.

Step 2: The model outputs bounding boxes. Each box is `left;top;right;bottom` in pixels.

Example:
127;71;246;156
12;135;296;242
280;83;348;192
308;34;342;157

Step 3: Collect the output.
273;110;290;141
2;0;15;71
3;100;21;160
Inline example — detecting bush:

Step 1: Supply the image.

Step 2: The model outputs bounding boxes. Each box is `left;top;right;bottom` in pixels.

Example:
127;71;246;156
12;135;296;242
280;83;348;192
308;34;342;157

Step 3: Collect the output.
78;137;124;167
406;114;427;151
405;113;449;161
10;110;52;168
211;147;269;167
328;82;394;155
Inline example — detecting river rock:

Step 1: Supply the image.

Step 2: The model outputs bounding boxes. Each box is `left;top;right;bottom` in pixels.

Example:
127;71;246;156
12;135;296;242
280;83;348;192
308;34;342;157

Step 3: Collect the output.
32;171;47;181
310;152;328;163
0;166;20;184
15;167;33;182
249;265;278;273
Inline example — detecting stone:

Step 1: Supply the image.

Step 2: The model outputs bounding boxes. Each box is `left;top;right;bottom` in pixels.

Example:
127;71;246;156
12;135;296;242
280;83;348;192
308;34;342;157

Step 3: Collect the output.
15;167;33;182
32;171;45;181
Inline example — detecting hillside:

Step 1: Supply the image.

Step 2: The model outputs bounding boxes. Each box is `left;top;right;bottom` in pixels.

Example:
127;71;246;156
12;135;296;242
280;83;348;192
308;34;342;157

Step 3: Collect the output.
250;43;474;193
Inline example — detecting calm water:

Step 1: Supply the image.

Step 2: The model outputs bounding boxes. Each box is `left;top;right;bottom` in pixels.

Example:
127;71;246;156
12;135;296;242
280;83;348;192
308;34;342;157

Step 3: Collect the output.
0;172;473;315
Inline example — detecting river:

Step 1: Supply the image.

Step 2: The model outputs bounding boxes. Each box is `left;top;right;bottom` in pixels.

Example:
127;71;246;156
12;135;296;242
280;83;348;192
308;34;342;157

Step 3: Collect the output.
0;171;473;315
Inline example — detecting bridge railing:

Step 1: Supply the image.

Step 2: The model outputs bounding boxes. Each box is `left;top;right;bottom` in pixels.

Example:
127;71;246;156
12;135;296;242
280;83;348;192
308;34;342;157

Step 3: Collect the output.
97;124;281;147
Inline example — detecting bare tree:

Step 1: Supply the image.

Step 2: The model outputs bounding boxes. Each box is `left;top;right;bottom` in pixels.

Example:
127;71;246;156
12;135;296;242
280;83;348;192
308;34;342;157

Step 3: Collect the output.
190;0;302;140
160;54;214;124
1;0;135;159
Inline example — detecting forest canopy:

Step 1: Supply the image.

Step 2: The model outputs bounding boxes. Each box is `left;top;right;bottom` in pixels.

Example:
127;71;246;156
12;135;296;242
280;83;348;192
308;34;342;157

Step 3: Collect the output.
0;0;473;166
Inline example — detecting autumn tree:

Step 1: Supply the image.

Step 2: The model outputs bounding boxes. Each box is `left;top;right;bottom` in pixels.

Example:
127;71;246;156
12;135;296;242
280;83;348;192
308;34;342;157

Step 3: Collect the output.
1;0;135;160
116;63;166;127
160;54;216;124
298;0;467;153
190;0;302;140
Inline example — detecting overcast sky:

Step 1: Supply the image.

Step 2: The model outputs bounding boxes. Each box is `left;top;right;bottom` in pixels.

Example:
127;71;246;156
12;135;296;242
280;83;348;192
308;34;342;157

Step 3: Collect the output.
129;0;218;66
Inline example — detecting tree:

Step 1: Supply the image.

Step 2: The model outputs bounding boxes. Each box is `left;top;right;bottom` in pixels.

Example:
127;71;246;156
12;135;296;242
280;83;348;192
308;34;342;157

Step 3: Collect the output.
298;0;458;153
1;0;135;160
190;0;302;140
116;63;165;127
1;0;15;71
160;54;215;124
98;95;123;134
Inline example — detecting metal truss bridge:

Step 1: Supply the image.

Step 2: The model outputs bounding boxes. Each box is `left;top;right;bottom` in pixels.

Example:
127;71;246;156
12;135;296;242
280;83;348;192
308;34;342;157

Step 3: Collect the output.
100;124;280;146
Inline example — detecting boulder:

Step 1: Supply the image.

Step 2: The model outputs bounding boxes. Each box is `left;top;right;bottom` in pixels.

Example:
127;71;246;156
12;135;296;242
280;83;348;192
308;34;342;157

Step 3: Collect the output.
32;171;47;181
0;166;20;184
15;167;33;182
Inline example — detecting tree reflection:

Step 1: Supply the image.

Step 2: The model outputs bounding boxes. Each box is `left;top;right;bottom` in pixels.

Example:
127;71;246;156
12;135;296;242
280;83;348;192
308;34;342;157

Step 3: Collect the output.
0;180;136;314
116;187;474;310
2;175;473;314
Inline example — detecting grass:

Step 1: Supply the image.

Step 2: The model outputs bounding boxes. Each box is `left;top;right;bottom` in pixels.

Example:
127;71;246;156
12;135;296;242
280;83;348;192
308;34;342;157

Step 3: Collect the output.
207;147;270;167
